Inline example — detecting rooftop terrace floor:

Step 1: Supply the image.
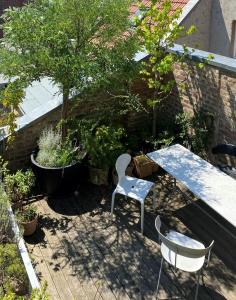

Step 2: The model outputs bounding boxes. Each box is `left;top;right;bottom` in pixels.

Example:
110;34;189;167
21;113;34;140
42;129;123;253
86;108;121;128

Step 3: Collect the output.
25;174;236;300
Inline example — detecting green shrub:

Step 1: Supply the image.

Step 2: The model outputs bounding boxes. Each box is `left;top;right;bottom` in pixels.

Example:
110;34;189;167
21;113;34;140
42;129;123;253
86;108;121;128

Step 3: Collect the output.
0;243;28;296
2;282;49;299
0;185;11;243
4;170;35;204
82;125;126;169
16;205;37;223
36;127;83;167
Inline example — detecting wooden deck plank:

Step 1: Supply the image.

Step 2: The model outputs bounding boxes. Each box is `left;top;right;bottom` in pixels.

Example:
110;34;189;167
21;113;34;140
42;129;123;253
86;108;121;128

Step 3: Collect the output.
37;200;91;300
38;199;105;300
71;193;184;300
27;243;61;299
25;179;236;300
40;198;120;300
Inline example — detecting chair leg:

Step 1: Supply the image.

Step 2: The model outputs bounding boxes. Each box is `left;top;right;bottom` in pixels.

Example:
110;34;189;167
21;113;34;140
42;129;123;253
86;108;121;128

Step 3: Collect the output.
141;202;144;235
194;270;201;300
156;257;164;299
110;192;116;221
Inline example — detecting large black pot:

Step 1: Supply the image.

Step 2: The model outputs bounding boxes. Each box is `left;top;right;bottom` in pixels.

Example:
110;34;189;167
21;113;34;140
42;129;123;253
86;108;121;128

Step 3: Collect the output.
31;152;88;195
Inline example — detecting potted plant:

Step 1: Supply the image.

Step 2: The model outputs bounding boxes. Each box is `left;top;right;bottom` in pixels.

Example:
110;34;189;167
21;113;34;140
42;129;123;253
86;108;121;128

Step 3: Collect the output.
17;205;38;237
31;127;88;195
133;154;159;178
82;125;126;185
3;169;35;210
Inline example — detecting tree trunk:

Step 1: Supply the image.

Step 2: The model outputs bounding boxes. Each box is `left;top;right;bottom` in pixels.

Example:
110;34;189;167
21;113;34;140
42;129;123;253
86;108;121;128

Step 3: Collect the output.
61;87;70;139
152;104;158;137
152;72;158;137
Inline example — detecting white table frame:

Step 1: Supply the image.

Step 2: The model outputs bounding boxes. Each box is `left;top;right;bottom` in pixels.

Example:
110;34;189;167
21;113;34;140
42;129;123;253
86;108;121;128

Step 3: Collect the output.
147;144;236;239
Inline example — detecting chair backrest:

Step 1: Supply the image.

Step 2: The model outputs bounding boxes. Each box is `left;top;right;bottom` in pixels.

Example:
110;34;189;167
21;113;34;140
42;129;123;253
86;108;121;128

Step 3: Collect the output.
155;216;214;259
212;144;236;157
115;153;131;182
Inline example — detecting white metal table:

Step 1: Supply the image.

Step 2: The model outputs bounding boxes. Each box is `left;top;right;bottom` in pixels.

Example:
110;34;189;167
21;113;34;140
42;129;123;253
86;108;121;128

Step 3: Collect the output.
147;144;236;233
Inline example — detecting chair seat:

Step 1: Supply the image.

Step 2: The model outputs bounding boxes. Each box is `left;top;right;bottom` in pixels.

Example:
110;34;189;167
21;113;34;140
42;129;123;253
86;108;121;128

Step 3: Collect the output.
161;231;205;272
115;176;154;202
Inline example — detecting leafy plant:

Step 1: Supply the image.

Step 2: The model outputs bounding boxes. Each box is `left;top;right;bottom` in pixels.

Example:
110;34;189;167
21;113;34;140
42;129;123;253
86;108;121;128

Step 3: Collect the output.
175;110;214;155
0;0;139;139
0;243;28;296
36;127;84;167
3;282;49;299
0;185;12;243
150;131;175;150
134;0;196;136
82;125;126;169
4;170;35;205
16;205;37;223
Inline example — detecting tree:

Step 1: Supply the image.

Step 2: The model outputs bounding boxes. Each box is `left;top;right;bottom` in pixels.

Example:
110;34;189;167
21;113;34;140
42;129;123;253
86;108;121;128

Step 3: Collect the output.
134;0;196;136
0;0;139;137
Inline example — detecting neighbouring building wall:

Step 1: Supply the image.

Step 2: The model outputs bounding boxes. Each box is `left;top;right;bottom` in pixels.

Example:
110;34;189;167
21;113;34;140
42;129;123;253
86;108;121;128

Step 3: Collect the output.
177;0;212;52
210;0;236;57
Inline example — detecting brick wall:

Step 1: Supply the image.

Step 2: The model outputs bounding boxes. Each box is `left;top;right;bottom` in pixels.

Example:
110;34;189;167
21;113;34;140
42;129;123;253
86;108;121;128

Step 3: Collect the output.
158;60;236;166
2;54;236;170
2;82;152;170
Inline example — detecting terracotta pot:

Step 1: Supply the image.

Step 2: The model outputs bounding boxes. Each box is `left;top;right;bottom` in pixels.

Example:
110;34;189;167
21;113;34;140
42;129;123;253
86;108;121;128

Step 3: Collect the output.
89;167;109;185
21;215;38;236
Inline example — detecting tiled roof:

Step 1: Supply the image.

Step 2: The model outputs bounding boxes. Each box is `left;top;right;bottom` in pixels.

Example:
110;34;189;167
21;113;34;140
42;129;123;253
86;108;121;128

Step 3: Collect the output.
131;0;189;16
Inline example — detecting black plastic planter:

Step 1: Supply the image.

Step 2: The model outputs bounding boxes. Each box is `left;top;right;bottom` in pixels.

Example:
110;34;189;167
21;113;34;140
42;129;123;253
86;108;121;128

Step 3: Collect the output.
31;152;88;196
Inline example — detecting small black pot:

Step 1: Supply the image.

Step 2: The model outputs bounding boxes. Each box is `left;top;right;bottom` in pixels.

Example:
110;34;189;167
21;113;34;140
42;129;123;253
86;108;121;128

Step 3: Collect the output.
31;152;88;195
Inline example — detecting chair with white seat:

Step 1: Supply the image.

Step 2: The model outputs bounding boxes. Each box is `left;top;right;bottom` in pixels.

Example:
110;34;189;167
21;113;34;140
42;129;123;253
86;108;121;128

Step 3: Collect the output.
110;153;155;234
155;215;214;300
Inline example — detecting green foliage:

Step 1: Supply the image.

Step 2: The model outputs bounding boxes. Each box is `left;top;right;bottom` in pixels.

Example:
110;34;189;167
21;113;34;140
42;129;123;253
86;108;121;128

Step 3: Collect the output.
16;205;37;223
82;125;126;169
0;0;139;137
134;0;196;135
0;243;28;296
150;131;175;150
0;184;12;243
175;110;214;155
2;282;49;300
0;80;26;143
30;282;49;300
4;170;35;204
36;127;83;167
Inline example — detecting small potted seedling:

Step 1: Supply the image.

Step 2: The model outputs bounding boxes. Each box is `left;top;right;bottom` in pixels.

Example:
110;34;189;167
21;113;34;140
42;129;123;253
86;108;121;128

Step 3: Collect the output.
17;205;38;236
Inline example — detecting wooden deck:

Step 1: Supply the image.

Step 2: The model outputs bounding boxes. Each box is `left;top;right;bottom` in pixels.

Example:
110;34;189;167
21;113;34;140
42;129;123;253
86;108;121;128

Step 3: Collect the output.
25;174;236;300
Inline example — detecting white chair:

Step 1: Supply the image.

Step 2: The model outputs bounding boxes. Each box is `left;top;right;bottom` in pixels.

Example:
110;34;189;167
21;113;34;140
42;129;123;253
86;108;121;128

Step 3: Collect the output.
155;215;214;300
111;153;155;234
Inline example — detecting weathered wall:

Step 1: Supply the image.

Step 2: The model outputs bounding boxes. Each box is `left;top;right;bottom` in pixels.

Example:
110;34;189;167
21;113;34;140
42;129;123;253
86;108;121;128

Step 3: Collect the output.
177;0;212;52
210;0;236;57
2;82;152;170
159;59;236;166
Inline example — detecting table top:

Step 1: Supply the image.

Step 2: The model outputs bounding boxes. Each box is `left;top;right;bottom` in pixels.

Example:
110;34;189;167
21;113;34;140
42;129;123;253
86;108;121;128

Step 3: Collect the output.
147;144;236;227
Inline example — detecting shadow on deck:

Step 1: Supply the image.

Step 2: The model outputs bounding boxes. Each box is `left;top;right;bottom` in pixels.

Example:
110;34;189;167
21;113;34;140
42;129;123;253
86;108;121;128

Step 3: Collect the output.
25;176;236;300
